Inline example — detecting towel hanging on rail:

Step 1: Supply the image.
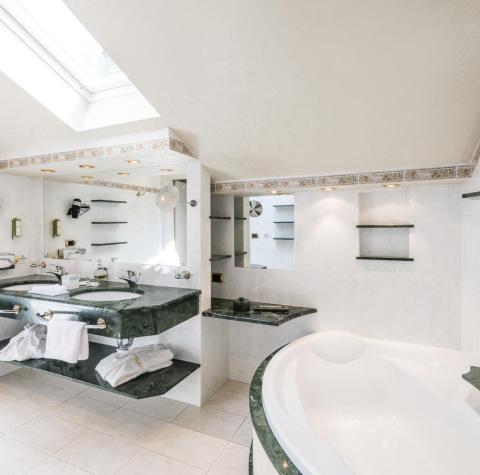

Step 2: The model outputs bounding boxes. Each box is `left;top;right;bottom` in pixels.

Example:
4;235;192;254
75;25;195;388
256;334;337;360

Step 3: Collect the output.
0;324;46;361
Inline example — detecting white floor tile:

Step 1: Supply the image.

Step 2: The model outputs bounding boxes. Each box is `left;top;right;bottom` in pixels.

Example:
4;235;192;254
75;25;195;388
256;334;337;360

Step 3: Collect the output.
147;424;227;470
11;414;86;454
117;448;205;475
231;418;253;447
56;429;140;475
221;380;250;396
81;386;130;407
174;406;244;440
205;388;250;417
86;407;167;446
0;373;36;399
19;384;78;410
54;394;120;426
26;456;90;474
208;442;249;475
13;369;86;393
0;434;47;475
0;400;43;434
124;396;188;422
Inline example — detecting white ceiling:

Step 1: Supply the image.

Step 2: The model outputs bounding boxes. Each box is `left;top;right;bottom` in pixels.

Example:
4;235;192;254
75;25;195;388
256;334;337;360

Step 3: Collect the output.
1;0;480;181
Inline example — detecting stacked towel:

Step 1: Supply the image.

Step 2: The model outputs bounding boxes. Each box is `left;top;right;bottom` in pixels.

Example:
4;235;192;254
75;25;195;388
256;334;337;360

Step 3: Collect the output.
0;324;46;361
44;316;89;363
29;285;69;296
96;344;173;387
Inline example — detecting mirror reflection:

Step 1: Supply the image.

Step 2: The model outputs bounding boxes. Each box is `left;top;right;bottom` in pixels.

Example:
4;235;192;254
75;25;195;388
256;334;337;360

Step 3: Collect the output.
43;161;191;266
234;194;295;270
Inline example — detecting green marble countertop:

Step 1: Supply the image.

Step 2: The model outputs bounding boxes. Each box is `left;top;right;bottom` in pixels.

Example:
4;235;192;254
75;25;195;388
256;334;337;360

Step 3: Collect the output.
0;275;201;339
250;348;301;475
203;298;316;326
463;366;480;391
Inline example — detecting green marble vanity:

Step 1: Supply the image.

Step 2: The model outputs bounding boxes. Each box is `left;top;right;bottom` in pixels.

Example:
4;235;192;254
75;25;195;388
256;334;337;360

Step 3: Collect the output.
0;275;200;339
0;274;201;398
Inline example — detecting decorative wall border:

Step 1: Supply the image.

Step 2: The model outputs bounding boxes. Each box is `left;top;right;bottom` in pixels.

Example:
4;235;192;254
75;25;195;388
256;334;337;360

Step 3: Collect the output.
211;164;475;194
78;179;162;194
0;137;192;170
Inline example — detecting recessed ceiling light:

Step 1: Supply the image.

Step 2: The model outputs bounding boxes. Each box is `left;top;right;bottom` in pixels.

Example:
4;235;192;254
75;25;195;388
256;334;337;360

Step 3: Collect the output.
269;190;278;194
40;169;55;173
320;187;336;191
383;183;400;188
117;172;130;176
127;160;141;164
81;175;93;180
160;168;173;172
79;164;95;169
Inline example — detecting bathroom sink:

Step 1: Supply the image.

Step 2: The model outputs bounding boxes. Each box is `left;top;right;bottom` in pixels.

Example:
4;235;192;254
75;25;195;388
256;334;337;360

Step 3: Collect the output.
2;282;57;291
72;291;142;302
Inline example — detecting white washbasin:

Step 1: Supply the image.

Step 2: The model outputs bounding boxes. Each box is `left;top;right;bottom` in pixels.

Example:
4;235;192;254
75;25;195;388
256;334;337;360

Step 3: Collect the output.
2;282;57;291
72;290;142;302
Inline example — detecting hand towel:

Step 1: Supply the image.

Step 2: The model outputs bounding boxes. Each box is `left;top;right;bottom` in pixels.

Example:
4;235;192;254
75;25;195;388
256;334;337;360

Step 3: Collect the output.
0;324;46;361
44;317;89;363
29;285;69;296
96;344;173;387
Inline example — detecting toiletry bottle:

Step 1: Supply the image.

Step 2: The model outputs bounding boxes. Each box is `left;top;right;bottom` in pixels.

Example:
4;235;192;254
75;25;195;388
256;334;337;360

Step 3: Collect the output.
93;259;109;281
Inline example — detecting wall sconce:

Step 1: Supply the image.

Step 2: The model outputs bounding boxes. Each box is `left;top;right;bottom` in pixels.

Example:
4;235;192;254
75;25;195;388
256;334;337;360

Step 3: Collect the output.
52;218;62;237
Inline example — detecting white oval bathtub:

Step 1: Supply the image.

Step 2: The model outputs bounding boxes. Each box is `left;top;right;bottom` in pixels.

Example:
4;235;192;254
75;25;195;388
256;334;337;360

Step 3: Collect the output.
262;332;480;475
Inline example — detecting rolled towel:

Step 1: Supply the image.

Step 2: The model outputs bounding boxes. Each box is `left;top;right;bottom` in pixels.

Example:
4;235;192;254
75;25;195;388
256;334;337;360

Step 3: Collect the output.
44;317;89;363
29;285;69;296
96;344;173;387
0;324;46;361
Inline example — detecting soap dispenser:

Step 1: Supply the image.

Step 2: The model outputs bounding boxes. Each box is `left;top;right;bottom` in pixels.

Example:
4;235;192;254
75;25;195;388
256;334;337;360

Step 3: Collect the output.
93;259;109;281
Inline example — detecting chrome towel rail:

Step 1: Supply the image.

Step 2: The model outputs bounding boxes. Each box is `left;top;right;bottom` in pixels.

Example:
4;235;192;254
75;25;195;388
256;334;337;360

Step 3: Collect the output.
35;309;107;330
0;305;21;315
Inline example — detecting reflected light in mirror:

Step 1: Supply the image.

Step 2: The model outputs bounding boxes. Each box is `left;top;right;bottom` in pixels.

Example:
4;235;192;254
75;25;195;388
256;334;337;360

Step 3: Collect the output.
147;239;180;266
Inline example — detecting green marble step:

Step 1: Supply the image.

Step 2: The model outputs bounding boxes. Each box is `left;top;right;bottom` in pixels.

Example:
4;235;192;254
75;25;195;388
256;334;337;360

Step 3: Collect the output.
0;339;200;399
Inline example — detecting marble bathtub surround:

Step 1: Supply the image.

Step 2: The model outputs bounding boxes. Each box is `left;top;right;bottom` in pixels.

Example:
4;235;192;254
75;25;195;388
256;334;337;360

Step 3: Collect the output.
0;275;201;339
249;348;300;475
203;298;316;326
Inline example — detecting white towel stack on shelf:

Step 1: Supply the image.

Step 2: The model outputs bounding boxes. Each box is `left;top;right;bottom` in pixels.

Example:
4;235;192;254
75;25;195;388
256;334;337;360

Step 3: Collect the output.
96;344;174;387
44;316;89;363
0;324;46;361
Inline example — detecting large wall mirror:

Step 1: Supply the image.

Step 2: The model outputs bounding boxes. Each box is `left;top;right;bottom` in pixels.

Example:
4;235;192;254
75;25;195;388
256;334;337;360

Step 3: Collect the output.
43;154;193;266
234;194;294;270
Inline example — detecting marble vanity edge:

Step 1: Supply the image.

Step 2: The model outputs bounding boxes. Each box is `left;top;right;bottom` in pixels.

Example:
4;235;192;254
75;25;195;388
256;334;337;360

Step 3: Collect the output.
250;348;302;475
462;366;480;391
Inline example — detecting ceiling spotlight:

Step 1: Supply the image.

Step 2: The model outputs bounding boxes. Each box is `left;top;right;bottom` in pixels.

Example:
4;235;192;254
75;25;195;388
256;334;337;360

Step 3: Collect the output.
383;183;400;189
81;176;93;180
320;187;336;191
79;164;95;169
40;169;55;173
269;190;278;194
127;160;141;164
117;172;130;176
160;168;174;172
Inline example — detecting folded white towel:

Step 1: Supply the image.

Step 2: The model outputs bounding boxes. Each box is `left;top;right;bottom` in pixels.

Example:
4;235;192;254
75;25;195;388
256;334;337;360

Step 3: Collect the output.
44;317;89;363
29;285;69;296
96;344;173;387
0;324;46;361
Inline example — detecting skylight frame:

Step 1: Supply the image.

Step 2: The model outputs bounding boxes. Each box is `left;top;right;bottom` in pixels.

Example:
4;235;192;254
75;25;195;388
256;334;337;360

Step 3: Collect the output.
0;0;133;101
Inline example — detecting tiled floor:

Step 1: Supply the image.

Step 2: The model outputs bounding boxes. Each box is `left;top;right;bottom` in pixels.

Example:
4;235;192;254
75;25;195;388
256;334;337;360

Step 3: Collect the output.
0;369;251;474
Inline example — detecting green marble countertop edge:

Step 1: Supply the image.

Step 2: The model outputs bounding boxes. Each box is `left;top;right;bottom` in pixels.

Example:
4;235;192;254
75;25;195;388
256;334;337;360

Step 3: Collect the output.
203;298;316;326
463;366;480;391
249;347;302;475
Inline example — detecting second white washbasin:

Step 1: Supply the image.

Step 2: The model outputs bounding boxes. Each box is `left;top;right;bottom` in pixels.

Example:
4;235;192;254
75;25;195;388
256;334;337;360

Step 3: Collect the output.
3;282;57;291
72;291;142;302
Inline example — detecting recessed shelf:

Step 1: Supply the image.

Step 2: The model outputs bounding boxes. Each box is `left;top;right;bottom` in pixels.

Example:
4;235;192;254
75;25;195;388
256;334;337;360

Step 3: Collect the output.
356;224;414;228
235;251;248;256
273;237;294;240
91;221;128;224
273;221;294;224
462;191;480;199
356;256;414;261
91;242;128;247
210;254;232;261
273;204;294;208
209;216;231;220
91;200;127;204
234;217;247;220
0;339;199;399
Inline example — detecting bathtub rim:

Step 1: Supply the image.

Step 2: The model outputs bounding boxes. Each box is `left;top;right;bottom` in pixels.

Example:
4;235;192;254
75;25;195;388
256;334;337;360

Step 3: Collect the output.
249;345;302;475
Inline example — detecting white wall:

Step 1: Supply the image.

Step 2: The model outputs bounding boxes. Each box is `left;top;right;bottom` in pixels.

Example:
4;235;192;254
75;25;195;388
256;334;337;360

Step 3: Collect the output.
0;174;44;340
213;184;462;382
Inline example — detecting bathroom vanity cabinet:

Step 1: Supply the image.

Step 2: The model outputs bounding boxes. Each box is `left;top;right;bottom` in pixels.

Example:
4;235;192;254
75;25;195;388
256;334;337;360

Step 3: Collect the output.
0;275;201;398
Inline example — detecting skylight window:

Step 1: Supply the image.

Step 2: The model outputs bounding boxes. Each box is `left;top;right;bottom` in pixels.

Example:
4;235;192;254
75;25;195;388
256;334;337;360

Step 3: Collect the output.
0;0;131;97
0;0;158;130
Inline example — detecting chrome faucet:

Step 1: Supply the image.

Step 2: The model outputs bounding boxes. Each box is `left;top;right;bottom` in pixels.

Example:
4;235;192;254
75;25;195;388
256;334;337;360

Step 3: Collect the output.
119;270;140;289
46;265;66;283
